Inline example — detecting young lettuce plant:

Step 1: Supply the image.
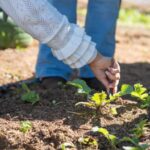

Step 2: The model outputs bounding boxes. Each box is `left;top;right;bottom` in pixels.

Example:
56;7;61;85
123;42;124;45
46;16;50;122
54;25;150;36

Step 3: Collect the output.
92;126;117;149
21;83;40;105
75;91;108;108
20;120;32;133
131;119;149;138
141;96;150;109
67;79;92;95
131;84;148;100
75;91;117;116
75;84;134;116
120;137;149;150
131;83;150;109
78;136;98;148
120;120;150;150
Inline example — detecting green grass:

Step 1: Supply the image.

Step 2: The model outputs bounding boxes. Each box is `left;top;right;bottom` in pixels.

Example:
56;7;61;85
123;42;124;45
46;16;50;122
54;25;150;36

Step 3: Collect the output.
78;8;150;28
118;9;150;28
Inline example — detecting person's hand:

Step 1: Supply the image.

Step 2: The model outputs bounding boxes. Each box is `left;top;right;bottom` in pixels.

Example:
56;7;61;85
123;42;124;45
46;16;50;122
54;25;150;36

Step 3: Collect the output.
89;53;120;93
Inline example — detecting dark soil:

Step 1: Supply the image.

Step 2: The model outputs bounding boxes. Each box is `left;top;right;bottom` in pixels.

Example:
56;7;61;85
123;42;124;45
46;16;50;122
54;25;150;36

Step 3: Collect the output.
0;79;150;150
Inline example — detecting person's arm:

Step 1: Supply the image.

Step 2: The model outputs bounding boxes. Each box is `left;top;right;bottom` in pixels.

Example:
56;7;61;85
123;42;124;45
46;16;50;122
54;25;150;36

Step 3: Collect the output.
0;0;97;68
0;0;120;92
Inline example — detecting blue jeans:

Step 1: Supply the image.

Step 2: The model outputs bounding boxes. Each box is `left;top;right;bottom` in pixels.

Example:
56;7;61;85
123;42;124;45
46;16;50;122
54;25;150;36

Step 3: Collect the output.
36;0;121;80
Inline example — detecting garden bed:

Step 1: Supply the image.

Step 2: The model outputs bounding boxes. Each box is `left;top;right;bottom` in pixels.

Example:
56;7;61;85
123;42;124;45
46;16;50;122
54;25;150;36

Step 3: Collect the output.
0;80;150;150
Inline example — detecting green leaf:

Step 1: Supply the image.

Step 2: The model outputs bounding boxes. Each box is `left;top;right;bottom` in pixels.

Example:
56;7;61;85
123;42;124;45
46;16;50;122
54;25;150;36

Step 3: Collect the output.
98;127;109;136
120;137;139;145
132;92;148;101
20;121;32;133
21;91;40;105
120;84;134;96
139;144;150;150
92;127;117;145
134;84;147;94
109;84;133;101
22;83;30;92
75;91;108;109
91;92;108;106
110;107;118;116
140;96;150;109
21;83;40;105
130;84;150;108
109;92;121;101
131;83;148;100
60;142;75;150
131;119;148;138
108;134;117;145
78;136;98;146
67;79;92;95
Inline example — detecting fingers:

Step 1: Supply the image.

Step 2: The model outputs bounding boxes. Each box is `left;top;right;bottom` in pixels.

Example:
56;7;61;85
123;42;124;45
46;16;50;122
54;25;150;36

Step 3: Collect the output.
89;56;121;93
112;59;120;68
108;68;120;74
101;77;110;91
105;71;120;81
105;70;120;93
109;60;120;74
95;72;110;90
94;69;120;93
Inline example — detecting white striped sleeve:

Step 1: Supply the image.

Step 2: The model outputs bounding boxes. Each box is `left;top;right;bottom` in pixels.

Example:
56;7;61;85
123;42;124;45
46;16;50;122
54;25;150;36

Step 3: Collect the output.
0;0;98;68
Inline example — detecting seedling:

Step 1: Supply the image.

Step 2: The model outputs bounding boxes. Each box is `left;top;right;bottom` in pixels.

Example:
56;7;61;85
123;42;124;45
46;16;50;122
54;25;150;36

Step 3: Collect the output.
67;79;92;95
120;137;149;150
120;84;134;95
110;83;150;109
92;126;117;149
120;119;150;150
131;119;149;138
75;91;115;116
78;136;98;147
140;96;150;108
75;84;134;116
109;84;134;101
68;80;150;149
21;83;40;105
20;121;32;133
131;84;148;101
131;83;150;108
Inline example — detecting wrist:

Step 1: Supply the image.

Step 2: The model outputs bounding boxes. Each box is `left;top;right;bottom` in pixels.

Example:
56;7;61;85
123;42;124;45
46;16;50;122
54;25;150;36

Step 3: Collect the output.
89;52;104;67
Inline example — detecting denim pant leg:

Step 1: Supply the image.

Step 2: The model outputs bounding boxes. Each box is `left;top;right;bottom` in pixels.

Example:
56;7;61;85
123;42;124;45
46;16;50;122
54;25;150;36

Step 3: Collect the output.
36;0;77;80
80;0;121;78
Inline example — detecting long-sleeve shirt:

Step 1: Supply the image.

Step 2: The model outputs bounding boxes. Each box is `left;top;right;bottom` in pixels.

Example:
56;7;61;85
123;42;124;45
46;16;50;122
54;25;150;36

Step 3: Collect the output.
0;0;98;68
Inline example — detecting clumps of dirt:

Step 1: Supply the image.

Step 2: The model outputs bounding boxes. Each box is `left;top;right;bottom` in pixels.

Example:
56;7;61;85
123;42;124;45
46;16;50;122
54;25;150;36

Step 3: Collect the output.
0;119;78;150
0;83;150;150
